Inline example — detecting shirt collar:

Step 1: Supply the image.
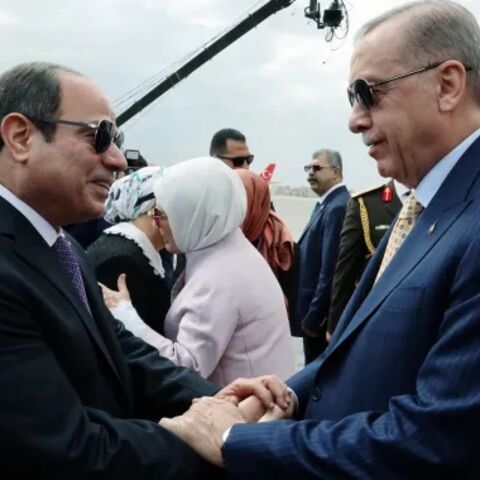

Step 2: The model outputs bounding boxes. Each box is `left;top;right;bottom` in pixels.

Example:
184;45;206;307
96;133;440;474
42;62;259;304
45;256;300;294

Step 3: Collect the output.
0;183;60;246
413;128;480;208
317;181;345;205
393;180;410;204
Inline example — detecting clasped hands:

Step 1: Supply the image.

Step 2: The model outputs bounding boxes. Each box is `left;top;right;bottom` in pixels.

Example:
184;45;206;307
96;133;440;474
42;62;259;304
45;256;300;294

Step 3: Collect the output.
159;375;295;467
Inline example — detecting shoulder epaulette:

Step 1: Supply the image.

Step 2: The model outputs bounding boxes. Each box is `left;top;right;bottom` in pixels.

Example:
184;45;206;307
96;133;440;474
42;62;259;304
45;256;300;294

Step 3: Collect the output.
351;184;386;198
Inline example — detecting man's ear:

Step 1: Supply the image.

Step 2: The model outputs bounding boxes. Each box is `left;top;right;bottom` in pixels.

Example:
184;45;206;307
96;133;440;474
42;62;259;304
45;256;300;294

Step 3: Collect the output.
0;113;35;162
437;60;468;113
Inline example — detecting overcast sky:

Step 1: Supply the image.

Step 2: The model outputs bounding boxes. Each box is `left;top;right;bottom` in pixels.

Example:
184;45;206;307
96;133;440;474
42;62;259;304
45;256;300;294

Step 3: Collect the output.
1;0;479;189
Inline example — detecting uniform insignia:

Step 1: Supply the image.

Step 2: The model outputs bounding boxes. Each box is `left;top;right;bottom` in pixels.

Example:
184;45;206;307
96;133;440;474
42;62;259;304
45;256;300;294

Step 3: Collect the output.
351;184;385;198
428;222;436;235
382;185;394;203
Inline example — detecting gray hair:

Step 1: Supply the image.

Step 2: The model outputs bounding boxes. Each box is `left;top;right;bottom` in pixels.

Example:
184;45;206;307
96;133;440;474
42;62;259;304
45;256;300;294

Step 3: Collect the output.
0;61;81;150
355;1;480;103
312;148;343;171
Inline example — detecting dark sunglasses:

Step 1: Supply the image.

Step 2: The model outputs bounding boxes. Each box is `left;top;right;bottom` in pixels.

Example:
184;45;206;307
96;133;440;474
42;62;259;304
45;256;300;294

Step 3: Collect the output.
217;154;254;167
38;118;124;154
347;61;471;109
304;164;332;173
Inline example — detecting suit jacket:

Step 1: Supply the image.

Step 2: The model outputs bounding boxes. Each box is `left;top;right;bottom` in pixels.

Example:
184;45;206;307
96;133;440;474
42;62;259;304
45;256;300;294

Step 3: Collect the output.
223;137;480;479
327;184;401;334
291;185;350;336
0;199;221;479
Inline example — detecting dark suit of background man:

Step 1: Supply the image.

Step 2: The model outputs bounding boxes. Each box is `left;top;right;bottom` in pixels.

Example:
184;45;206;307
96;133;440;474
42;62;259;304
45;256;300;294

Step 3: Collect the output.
292;149;349;364
0;62;285;479
160;2;480;478
327;182;401;338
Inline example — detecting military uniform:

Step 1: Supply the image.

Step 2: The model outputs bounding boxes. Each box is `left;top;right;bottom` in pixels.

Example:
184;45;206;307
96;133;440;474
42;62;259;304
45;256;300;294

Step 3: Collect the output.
327;183;402;335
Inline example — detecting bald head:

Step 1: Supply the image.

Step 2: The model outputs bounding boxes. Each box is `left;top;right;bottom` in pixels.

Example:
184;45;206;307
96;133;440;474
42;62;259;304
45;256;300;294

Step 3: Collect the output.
355;0;480;103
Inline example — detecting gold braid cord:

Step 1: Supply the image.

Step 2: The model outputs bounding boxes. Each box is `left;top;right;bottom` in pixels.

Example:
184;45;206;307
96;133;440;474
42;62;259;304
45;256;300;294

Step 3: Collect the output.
358;197;376;256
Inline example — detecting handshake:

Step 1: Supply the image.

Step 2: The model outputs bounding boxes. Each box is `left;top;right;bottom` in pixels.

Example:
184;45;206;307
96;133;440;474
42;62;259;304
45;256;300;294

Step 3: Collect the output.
159;375;295;468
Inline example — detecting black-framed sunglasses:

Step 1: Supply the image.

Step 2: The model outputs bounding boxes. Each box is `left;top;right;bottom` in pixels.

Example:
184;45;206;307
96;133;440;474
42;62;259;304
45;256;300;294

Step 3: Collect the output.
216;154;254;167
38;118;124;154
347;61;471;109
304;164;332;173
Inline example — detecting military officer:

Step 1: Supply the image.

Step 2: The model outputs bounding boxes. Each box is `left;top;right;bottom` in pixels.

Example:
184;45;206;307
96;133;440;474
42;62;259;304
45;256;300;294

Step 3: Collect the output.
326;182;402;339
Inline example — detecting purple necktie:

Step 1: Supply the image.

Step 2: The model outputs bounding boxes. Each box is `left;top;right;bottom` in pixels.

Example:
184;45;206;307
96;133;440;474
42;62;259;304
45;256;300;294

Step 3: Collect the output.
53;236;91;311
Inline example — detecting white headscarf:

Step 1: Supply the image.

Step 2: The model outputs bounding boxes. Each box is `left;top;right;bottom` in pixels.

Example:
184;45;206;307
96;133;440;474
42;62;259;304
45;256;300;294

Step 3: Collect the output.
154;157;246;253
104;166;164;223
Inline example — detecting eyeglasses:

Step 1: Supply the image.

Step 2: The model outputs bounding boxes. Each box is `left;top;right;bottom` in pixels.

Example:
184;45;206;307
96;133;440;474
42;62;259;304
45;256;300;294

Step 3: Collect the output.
38;118;124;154
347;61;471;109
304;164;332;173
216;154;254;168
151;207;168;228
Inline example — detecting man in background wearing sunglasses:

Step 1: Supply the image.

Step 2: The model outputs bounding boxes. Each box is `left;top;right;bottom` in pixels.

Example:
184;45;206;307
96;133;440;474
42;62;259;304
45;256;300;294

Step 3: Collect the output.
158;2;480;478
210;127;254;169
0;62;289;479
290;149;349;364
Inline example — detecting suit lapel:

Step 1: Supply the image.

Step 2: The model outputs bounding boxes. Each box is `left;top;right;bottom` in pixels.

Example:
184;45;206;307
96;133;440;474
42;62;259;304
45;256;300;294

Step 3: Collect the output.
299;186;348;243
298;202;323;243
326;139;480;358
7;205;122;380
334;200;468;351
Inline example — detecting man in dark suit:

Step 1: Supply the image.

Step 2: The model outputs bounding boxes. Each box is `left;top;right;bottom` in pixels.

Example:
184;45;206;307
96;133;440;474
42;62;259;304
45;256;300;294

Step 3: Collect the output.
160;2;480;477
292;149;350;363
0;62;288;478
326;182;401;338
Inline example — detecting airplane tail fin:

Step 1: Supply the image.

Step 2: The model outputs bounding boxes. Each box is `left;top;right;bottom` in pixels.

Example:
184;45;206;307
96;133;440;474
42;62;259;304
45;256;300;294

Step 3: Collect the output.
260;163;276;183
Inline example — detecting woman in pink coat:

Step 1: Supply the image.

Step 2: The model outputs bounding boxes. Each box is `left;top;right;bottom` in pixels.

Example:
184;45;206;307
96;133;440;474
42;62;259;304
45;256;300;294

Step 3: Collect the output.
104;157;294;386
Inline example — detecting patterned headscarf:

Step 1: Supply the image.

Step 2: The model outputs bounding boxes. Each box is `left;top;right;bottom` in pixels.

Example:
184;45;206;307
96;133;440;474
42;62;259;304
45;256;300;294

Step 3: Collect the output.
104;166;163;224
236;169;294;274
154;157;246;253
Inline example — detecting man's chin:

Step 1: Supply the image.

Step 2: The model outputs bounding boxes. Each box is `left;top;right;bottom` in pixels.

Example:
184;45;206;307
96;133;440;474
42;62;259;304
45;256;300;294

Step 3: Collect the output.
375;158;395;179
76;204;105;224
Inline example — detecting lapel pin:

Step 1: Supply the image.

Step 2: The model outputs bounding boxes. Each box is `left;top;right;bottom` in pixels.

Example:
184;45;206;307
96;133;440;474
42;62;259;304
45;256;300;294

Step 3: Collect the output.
428;222;436;236
382;185;394;203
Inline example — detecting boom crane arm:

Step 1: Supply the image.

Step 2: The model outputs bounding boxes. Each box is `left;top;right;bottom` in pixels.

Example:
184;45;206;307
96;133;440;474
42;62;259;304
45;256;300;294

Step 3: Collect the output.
117;0;295;126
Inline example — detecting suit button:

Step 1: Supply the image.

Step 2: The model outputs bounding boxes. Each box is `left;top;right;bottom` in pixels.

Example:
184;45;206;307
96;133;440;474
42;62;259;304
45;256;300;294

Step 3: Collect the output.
312;387;321;401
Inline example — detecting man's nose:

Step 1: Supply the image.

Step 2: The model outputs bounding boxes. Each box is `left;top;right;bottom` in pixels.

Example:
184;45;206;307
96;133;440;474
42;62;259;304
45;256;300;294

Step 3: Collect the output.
103;144;128;172
348;101;372;134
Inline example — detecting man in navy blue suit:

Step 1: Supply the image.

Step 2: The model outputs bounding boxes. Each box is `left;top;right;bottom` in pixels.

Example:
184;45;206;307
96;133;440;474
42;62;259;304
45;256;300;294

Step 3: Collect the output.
161;1;480;478
292;149;349;363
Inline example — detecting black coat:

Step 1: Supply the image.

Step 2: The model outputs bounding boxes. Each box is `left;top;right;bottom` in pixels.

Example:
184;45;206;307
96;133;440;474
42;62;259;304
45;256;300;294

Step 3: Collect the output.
327;184;401;334
0;198;220;479
87;233;170;334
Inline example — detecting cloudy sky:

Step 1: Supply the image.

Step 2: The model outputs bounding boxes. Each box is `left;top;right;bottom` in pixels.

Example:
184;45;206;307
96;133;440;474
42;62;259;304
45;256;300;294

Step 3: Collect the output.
1;0;479;188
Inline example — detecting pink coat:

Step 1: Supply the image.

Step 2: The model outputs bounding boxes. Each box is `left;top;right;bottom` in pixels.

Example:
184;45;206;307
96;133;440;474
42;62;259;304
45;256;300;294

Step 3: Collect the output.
162;229;295;385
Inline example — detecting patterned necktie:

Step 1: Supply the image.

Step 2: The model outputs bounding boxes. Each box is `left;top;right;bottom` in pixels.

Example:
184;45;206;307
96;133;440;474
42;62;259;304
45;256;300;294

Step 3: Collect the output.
53;236;91;311
375;193;424;281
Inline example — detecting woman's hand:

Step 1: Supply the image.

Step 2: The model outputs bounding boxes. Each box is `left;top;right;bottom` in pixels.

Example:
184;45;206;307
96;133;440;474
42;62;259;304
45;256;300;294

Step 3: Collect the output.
99;273;131;309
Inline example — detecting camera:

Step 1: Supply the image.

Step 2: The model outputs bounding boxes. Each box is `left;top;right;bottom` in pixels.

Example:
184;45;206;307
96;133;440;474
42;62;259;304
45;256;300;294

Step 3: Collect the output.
124;149;148;174
304;0;344;29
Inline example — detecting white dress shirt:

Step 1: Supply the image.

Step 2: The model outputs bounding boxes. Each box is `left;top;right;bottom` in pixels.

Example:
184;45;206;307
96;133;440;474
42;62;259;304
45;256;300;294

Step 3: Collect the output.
0;183;59;245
